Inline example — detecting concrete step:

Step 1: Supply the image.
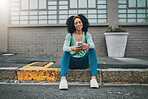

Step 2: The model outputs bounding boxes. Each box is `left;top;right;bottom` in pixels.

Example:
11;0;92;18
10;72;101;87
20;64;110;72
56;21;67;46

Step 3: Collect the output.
0;67;148;84
0;54;148;84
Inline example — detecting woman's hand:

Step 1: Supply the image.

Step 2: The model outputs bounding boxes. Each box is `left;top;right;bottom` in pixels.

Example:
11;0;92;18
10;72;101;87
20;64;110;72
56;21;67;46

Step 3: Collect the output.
79;43;89;51
71;45;82;52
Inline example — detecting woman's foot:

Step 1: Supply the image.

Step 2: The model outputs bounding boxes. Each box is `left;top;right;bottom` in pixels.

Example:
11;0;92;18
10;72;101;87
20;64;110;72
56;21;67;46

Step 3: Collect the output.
90;76;99;88
59;77;68;90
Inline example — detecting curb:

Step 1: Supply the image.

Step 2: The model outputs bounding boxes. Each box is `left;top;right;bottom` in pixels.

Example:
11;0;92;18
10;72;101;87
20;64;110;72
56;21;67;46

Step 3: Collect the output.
0;67;148;84
101;69;148;84
0;67;18;80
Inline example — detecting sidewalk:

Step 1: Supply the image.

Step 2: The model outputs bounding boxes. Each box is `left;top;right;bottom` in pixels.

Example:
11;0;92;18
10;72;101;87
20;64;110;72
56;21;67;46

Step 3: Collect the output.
0;53;148;84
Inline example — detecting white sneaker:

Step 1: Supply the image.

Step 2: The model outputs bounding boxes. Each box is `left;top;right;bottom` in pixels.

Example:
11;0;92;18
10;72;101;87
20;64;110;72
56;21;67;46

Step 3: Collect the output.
90;79;99;88
59;79;68;90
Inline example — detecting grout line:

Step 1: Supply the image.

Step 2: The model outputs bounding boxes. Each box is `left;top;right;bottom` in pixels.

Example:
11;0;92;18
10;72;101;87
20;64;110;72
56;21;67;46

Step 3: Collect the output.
99;68;103;85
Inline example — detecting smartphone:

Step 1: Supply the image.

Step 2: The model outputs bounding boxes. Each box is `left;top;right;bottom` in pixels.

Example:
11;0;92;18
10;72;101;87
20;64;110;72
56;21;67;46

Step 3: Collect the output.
78;42;83;46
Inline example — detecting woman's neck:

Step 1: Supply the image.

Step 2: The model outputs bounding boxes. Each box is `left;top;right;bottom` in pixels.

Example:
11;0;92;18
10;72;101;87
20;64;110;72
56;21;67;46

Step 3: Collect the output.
74;30;83;35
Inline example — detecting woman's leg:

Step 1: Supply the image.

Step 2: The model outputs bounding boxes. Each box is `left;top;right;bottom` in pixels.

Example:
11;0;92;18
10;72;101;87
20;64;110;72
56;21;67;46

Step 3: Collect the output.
87;48;99;88
78;48;97;77
88;48;97;77
60;51;71;77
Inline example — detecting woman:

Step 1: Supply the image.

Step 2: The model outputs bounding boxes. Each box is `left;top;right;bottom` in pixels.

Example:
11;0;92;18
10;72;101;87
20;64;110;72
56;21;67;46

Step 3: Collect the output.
59;14;99;90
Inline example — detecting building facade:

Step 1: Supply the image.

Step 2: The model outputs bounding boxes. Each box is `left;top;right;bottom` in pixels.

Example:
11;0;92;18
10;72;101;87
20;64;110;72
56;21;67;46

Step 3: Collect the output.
0;0;148;57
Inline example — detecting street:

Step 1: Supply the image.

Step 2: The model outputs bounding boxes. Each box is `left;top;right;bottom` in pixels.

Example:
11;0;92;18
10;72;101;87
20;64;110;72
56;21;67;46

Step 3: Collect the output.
0;84;148;99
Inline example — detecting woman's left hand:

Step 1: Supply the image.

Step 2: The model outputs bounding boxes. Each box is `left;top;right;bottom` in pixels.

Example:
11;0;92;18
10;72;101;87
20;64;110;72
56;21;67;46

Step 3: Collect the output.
79;43;89;51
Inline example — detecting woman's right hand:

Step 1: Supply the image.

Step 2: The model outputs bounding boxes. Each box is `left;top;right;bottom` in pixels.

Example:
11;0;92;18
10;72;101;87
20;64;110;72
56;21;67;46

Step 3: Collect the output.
71;45;82;52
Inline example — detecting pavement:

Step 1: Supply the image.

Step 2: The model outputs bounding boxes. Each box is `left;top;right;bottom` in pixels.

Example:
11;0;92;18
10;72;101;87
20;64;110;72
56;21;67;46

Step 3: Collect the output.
0;53;148;68
0;83;148;99
0;53;148;84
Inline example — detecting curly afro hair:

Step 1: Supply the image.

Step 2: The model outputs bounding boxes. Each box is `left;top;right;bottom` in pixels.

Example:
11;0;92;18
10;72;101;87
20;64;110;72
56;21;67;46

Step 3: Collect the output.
66;14;89;33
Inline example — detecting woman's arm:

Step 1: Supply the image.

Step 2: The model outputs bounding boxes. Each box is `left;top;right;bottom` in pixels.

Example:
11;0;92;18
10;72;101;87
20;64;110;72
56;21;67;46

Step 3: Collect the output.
63;33;72;52
86;32;95;49
79;32;94;51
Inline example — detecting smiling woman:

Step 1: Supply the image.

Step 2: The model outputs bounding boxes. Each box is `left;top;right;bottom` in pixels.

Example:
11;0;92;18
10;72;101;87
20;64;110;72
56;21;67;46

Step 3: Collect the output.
59;14;99;90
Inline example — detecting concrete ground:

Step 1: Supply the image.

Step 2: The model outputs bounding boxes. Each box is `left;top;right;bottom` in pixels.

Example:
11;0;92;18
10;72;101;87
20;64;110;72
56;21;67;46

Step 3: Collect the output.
0;83;148;99
0;53;148;69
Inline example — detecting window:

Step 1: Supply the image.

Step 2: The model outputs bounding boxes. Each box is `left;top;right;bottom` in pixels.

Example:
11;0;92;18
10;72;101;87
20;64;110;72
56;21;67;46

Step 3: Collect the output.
70;0;77;8
88;0;96;8
21;0;47;10
128;0;136;7
10;0;107;25
69;0;107;23
118;0;148;23
70;0;96;8
128;0;146;8
21;0;28;10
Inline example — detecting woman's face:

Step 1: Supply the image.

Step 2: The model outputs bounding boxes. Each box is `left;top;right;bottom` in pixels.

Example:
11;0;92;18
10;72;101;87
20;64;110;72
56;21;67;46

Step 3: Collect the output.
74;18;83;31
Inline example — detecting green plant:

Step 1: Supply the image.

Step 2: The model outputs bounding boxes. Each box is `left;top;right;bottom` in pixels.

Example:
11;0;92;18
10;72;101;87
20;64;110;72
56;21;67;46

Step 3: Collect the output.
105;25;126;32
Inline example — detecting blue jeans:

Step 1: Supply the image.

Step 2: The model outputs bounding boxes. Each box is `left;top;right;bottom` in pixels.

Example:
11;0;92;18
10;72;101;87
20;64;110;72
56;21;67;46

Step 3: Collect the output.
60;48;97;77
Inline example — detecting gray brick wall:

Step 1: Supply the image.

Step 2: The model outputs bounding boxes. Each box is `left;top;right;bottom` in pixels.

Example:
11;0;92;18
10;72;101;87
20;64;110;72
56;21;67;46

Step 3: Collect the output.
8;26;148;57
8;27;66;57
125;27;148;56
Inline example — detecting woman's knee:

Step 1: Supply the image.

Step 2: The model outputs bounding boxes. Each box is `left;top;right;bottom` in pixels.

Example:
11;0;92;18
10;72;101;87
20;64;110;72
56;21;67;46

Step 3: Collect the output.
88;48;96;54
63;51;71;57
